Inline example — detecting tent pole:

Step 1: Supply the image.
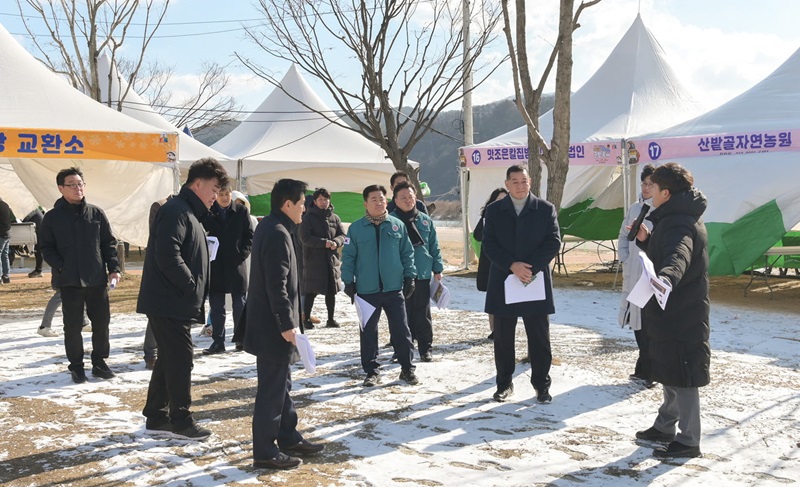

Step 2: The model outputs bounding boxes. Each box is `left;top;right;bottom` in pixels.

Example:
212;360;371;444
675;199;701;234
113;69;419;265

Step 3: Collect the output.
237;159;243;192
460;164;471;270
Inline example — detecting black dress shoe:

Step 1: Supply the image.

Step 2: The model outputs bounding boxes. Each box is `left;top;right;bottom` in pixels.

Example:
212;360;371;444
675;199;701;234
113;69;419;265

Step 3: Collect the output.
636;426;675;442
254;452;303;470
70;368;88;384
303;320;315;330
653;440;701;458
536;388;552;404
420;350;432;362
203;342;226;355
91;360;116;379
493;383;514;402
325;319;340;328
281;439;325;456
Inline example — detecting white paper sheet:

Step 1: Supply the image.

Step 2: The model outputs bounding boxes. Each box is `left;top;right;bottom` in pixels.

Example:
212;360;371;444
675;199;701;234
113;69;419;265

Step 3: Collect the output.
295;333;316;374
627;250;672;310
504;271;546;304
429;279;451;309
206;236;219;261
354;295;376;331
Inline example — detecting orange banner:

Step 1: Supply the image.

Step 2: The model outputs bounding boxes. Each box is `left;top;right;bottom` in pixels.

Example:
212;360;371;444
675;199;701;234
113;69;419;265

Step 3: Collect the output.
0;128;178;162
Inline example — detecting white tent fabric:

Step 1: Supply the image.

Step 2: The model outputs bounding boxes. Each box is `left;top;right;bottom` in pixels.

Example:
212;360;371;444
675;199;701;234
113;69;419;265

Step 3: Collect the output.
212;64;399;194
0;23;176;247
462;14;704;236
96;52;236;178
631;45;800;275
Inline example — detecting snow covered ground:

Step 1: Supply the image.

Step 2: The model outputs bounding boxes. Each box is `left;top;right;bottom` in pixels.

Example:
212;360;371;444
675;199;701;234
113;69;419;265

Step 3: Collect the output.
0;275;798;486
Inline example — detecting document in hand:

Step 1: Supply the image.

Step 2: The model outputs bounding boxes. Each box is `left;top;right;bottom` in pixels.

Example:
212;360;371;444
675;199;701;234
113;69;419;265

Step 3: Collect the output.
206;236;220;261
295;334;316;375
354;295;376;331
429;278;451;309
504;271;546;304
627;250;672;310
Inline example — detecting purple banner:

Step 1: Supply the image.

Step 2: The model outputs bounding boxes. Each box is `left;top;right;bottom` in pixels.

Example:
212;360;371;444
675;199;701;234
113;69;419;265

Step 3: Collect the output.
460;141;623;168
631;129;799;162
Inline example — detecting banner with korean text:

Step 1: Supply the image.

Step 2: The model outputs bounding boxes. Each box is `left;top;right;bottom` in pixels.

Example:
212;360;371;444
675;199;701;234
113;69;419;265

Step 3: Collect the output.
460;141;624;167
631;129;798;163
0;128;178;163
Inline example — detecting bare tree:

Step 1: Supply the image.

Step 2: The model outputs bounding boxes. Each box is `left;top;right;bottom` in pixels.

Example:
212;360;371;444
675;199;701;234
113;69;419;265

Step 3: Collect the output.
238;0;504;198
123;59;241;129
17;0;168;107
501;0;601;211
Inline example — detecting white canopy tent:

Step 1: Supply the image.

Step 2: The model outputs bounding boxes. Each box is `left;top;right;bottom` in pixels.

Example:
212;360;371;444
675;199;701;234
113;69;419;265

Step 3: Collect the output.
459;14;704;241
212;64;403;220
96;52;236;180
631;45;800;275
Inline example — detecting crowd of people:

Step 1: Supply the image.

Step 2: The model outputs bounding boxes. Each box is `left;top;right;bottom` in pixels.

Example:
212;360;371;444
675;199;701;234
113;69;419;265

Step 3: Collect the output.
5;158;711;468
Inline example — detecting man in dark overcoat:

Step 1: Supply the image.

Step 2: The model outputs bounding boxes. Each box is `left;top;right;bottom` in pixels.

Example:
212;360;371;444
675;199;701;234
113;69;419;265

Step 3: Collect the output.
245;178;324;470
202;186;253;354
633;162;710;459
138;157;228;441
482;164;561;404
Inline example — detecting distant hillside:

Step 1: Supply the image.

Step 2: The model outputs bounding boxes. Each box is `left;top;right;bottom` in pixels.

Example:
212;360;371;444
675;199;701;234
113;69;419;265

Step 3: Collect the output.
194;94;556;200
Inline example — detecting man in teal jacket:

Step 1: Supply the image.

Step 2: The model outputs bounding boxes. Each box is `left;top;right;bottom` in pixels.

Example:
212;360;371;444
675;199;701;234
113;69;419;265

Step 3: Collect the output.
390;181;444;362
342;184;418;387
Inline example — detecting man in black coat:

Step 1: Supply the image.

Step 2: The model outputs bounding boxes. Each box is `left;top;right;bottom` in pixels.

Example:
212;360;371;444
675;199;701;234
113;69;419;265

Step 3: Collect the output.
633;162;710;459
0;196;10;284
202;186;253;354
22;207;45;278
39;167;121;384
138;158;228;441
482;165;561;404
245;178;324;470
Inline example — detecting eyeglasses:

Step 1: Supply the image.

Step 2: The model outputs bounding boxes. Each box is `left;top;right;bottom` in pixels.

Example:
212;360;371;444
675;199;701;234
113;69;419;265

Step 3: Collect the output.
62;182;86;189
641;181;654;187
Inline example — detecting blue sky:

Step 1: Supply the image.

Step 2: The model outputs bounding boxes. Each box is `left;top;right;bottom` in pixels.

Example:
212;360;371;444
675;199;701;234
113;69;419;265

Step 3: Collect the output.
4;0;800;124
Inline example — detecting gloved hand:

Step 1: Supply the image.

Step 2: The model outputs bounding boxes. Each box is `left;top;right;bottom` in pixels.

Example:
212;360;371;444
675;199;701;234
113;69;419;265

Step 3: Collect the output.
344;283;356;303
403;277;415;299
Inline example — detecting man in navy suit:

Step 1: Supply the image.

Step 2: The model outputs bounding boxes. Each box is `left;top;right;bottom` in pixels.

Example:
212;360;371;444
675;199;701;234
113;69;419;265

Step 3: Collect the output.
482;164;561;404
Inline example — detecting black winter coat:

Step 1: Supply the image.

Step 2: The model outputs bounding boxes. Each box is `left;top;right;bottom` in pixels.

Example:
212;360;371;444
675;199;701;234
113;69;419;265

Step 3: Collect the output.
473;215;489;291
244;210;301;362
0;198;12;238
39;197;119;288
137;185;211;323
483;194;561;317
203;201;253;294
299;205;346;295
638;188;710;388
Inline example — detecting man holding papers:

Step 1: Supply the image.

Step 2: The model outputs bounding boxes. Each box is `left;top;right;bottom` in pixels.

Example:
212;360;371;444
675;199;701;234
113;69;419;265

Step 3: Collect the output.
244;179;325;470
632;162;710;459
342;184;419;388
482;165;561;404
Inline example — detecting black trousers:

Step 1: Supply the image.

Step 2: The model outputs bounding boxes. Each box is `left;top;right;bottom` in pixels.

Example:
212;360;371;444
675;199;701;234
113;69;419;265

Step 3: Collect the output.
253;356;303;460
142;315;195;430
60;284;110;370
360;291;414;375
405;279;433;354
493;314;552;392
633;327;651;379
303;267;337;321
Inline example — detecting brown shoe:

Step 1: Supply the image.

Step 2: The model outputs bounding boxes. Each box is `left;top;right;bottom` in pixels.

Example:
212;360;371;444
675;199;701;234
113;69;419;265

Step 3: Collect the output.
254;452;303;470
309;315;321;324
281;439;325;456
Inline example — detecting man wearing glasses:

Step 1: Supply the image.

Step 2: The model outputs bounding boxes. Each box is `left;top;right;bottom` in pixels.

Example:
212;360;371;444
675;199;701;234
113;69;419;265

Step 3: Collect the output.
39;167;121;384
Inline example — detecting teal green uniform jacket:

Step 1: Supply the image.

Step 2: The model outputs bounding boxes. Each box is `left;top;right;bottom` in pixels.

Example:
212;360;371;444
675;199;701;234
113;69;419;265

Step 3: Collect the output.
391;211;444;280
341;215;416;294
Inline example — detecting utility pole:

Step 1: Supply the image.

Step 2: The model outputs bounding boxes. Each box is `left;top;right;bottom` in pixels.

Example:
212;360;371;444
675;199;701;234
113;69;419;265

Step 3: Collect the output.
460;0;476;269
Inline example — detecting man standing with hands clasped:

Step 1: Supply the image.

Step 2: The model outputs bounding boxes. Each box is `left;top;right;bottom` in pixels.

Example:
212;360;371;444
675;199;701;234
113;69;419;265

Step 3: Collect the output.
482;164;561;404
39;167;121;384
245;178;325;470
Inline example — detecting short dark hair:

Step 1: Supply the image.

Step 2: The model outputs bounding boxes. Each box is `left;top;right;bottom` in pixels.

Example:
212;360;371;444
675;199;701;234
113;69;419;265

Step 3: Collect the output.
651;162;693;195
640;164;656;181
186;158;229;188
271;179;308;211
362;184;387;201
506;164;527;180
392;181;415;195
56;167;83;186
390;171;409;188
312;188;331;200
